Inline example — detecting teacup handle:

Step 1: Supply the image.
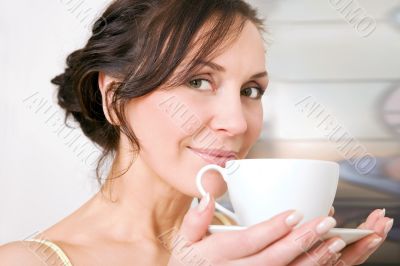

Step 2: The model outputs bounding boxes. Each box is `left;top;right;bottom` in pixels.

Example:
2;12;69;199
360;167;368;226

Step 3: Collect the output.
195;164;240;224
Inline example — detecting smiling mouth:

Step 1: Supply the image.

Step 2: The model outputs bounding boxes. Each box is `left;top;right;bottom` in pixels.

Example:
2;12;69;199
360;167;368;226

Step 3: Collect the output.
187;147;237;167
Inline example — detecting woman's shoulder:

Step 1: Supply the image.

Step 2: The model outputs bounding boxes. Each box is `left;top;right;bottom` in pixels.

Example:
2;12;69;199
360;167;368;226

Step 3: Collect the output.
1;238;76;266
0;240;54;266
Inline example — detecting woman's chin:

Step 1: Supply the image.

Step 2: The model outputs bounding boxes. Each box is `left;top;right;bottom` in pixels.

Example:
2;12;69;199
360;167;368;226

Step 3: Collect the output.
195;177;228;199
213;180;229;198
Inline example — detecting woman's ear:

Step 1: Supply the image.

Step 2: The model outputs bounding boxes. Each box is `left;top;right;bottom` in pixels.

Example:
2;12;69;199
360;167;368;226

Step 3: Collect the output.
98;71;120;125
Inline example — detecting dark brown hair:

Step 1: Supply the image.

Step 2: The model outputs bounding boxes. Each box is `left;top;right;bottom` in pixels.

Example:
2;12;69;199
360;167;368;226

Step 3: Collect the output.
51;0;265;188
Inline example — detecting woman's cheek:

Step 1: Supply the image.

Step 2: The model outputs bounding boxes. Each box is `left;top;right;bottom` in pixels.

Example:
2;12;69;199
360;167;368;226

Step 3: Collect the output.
241;105;262;139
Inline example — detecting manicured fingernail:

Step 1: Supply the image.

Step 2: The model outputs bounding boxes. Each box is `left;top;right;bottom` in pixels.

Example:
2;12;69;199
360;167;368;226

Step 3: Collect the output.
367;237;382;249
384;219;394;235
285;210;304;227
197;192;210;213
316;217;337;235
328;239;346;253
379;208;386;218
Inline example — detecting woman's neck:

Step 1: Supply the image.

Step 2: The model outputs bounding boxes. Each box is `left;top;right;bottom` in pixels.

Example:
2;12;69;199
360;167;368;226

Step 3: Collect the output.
92;153;194;246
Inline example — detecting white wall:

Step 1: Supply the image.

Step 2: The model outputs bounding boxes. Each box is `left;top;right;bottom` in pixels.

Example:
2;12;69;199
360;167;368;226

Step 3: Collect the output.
0;0;111;244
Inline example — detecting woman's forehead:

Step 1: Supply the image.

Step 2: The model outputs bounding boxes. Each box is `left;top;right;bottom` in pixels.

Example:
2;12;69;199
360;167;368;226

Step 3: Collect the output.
181;20;265;71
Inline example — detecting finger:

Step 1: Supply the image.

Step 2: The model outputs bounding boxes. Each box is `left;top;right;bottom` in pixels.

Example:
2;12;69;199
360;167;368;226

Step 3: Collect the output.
177;193;215;246
358;222;365;229
372;216;393;238
201;209;304;260
352;217;394;265
238;216;338;266
362;208;385;229
335;234;382;266
289;237;346;266
329;206;335;217
339;216;392;265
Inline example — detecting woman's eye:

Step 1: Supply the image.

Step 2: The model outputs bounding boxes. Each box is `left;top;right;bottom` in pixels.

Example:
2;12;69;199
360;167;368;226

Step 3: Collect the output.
187;78;265;100
187;78;212;91
241;87;265;100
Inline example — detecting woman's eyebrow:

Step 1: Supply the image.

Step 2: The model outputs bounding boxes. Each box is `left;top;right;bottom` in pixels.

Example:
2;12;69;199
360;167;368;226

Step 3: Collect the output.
196;60;226;72
250;71;268;80
195;60;268;79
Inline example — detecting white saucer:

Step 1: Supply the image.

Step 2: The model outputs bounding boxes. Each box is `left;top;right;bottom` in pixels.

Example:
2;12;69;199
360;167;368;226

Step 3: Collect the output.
208;225;374;245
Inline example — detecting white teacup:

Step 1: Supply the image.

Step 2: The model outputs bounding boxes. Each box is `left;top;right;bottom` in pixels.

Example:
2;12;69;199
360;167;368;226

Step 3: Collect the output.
196;158;339;226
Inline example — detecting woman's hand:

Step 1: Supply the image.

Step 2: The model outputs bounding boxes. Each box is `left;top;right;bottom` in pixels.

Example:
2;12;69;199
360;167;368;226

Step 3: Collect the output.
284;208;394;265
329;209;392;265
167;195;349;266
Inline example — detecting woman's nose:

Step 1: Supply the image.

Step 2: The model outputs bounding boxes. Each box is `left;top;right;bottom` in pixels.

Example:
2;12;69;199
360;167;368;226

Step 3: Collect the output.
209;94;248;136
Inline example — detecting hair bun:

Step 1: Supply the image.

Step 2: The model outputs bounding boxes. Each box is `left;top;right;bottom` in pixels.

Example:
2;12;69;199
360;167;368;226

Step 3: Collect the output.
51;50;83;114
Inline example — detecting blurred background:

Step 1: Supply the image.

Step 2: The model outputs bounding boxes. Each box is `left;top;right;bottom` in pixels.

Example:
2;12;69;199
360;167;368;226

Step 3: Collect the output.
1;0;399;264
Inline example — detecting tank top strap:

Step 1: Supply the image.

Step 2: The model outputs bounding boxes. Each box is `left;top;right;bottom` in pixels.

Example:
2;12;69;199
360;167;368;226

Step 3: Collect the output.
24;239;72;266
214;211;235;225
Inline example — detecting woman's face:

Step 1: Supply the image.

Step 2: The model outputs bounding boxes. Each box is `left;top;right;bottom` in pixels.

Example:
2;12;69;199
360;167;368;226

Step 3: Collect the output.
124;20;268;198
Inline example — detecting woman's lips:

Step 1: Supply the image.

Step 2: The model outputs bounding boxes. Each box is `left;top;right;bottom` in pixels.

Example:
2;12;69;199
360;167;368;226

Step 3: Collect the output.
188;147;237;167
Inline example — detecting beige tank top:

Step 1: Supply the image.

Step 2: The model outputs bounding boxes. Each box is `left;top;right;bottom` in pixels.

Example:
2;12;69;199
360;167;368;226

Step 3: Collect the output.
24;239;72;266
22;212;231;266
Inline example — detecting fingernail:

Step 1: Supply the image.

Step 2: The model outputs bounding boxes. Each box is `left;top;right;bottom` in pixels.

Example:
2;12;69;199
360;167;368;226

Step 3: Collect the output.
197;192;210;213
367;237;382;249
331;206;335;215
379;208;386;218
316;217;337;235
328;239;346;253
384;219;394;235
285;210;304;227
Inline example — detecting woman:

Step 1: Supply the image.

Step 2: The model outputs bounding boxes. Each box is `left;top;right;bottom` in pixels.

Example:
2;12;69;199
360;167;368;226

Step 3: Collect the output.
0;0;393;265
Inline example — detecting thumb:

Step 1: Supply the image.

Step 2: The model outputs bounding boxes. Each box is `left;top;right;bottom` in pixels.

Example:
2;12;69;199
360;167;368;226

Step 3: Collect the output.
178;193;215;245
